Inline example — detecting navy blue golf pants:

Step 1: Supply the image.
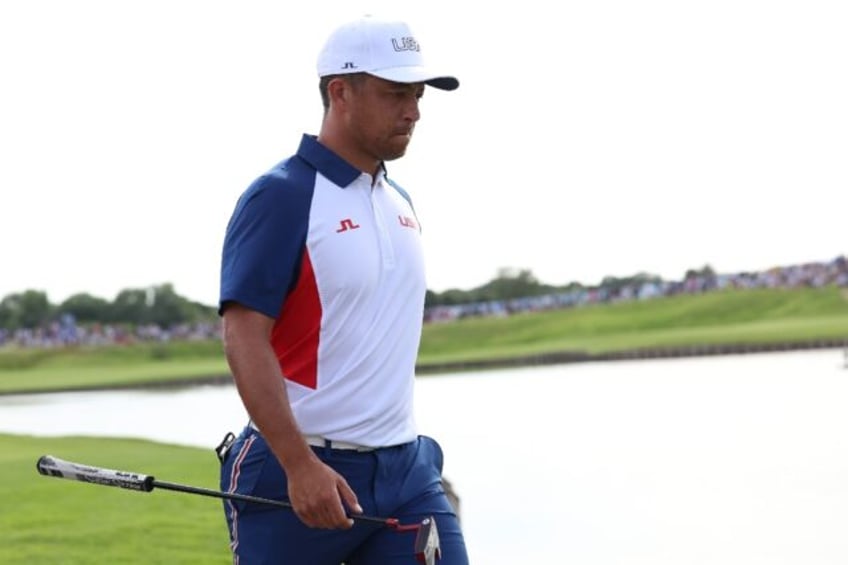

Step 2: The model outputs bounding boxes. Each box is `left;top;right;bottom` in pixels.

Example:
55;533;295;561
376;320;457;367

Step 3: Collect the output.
220;426;469;564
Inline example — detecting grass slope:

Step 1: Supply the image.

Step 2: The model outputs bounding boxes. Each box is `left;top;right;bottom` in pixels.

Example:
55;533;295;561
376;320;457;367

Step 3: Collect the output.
1;434;231;564
417;287;848;363
1;287;846;392
0;342;229;393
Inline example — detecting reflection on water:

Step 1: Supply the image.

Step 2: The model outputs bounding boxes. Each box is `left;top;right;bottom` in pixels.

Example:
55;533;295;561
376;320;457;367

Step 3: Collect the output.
3;350;847;565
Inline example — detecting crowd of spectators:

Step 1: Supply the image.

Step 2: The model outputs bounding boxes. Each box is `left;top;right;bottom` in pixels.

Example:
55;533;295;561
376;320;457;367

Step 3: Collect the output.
2;256;846;348
424;255;848;323
0;317;220;349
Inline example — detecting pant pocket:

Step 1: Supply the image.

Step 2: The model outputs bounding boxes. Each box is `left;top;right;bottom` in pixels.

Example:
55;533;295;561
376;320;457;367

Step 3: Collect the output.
220;428;279;514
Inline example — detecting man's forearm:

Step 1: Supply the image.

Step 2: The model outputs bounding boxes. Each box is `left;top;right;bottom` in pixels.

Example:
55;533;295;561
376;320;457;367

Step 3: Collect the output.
222;309;359;529
223;325;316;472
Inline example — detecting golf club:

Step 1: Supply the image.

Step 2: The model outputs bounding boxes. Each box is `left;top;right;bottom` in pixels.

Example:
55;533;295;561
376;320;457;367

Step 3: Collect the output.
36;454;441;564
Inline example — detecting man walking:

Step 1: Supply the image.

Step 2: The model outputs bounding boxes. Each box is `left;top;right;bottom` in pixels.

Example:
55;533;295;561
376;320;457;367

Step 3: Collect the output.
217;15;469;564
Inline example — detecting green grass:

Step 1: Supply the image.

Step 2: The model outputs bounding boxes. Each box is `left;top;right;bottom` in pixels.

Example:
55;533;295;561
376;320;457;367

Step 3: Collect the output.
0;434;231;564
417;287;848;364
1;287;847;393
0;341;229;393
0;358;229;394
0;340;225;370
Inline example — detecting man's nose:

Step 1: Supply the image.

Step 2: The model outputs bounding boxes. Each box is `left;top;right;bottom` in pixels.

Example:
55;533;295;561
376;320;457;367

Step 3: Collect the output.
403;97;421;123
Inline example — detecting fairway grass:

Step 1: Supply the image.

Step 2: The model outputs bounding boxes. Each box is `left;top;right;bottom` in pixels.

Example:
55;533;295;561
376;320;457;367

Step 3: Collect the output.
1;434;231;564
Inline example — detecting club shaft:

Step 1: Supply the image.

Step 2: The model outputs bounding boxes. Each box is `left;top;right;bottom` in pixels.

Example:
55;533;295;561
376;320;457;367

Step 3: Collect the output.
37;455;436;561
151;479;389;525
38;454;406;528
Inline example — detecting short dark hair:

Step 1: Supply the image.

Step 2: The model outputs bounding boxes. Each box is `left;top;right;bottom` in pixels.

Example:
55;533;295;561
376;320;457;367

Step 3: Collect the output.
319;73;368;112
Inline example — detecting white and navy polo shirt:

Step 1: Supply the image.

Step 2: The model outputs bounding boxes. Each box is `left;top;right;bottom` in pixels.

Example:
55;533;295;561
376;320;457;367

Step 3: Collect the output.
220;134;426;447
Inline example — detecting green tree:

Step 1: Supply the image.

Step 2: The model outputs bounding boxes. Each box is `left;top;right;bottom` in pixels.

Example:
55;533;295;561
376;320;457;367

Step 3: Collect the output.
109;288;149;324
475;268;552;301
108;284;216;326
430;288;473;306
0;284;217;331
147;284;194;326
0;290;53;329
600;272;663;294
59;293;110;323
426;268;561;307
684;264;717;280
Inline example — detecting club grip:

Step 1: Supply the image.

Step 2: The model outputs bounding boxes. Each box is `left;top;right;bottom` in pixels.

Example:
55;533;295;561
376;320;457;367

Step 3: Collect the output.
36;455;155;492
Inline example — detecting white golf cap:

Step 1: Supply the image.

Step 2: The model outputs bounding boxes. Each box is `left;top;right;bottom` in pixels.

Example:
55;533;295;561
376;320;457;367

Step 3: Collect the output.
316;15;459;91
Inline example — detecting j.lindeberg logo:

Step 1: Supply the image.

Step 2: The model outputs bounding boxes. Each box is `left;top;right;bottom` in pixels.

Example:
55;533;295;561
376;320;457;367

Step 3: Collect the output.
341;61;358;70
336;218;361;233
391;37;420;52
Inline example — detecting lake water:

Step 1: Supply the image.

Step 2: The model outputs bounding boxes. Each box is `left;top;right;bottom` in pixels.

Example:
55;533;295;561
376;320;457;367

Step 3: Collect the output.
3;350;847;564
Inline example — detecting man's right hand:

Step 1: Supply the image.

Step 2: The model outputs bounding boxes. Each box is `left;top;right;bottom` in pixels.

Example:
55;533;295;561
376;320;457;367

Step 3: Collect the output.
286;455;363;529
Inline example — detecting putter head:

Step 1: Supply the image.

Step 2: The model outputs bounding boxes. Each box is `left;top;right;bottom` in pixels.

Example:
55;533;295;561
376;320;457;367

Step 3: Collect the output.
413;516;441;564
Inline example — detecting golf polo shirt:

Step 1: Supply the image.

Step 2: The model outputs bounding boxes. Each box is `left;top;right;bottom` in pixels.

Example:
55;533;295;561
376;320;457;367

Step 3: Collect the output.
220;134;425;448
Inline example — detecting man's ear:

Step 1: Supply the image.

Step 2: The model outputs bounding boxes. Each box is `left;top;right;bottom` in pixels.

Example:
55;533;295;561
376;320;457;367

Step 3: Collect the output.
326;77;351;110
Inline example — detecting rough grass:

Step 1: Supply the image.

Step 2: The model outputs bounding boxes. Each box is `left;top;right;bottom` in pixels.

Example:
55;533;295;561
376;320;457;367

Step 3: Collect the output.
0;434;231;564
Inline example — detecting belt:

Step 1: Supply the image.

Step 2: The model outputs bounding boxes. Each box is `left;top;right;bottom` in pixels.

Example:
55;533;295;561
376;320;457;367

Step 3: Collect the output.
248;421;376;452
304;436;376;452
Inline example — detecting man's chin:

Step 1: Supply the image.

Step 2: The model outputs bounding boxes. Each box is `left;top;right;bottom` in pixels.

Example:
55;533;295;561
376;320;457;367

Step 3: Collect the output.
380;144;409;162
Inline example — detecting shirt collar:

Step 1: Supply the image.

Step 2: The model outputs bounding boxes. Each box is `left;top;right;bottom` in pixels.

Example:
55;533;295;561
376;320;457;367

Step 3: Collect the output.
296;134;367;189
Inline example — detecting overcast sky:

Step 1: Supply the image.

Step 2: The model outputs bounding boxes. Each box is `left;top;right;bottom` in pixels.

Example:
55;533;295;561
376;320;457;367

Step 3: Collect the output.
1;0;846;307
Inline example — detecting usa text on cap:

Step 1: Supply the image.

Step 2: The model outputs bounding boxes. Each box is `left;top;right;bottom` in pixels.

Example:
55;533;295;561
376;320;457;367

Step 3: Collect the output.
316;16;459;91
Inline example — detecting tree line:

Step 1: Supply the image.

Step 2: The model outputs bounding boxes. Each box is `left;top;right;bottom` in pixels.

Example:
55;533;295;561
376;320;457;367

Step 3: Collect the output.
424;266;716;306
0;284;217;331
1;267;716;331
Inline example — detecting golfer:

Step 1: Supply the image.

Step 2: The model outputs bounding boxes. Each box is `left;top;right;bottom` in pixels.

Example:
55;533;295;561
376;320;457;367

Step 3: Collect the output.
216;15;469;564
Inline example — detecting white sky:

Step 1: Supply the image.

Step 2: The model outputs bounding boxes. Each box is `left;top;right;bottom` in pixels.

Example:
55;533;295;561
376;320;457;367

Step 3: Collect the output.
1;1;846;307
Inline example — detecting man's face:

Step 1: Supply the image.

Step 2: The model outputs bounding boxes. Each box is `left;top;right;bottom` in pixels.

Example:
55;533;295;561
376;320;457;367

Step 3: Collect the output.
345;75;425;163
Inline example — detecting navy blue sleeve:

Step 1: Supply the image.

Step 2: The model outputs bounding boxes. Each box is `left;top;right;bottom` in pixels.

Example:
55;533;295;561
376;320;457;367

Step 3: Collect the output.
219;161;315;318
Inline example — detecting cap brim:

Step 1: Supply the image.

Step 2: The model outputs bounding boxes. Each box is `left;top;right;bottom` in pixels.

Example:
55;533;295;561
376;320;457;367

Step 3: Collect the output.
368;66;459;91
